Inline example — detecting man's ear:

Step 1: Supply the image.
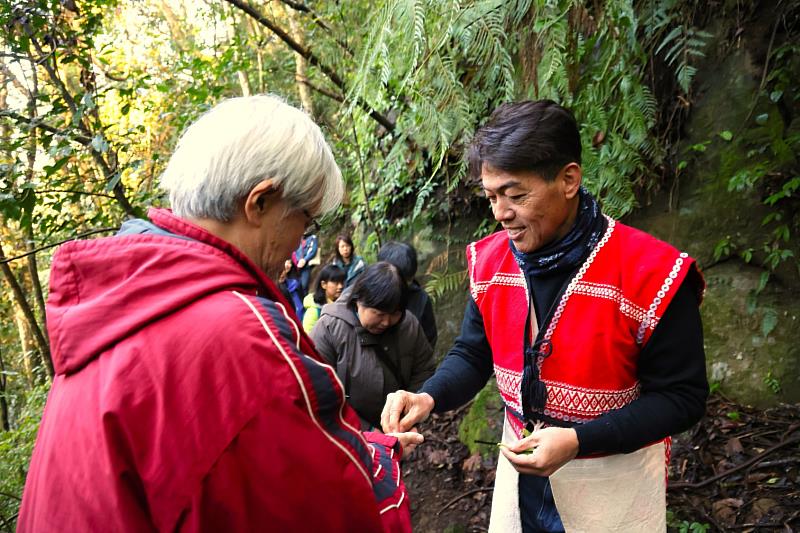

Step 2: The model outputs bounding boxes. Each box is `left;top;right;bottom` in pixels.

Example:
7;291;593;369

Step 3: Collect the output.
560;163;583;200
243;178;279;225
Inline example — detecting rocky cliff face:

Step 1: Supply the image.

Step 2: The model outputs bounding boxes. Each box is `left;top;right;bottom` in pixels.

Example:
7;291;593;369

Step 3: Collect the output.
626;33;800;406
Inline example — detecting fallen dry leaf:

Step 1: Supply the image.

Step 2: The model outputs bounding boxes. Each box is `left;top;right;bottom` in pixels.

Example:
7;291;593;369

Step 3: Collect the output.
725;436;744;457
462;452;483;472
712;497;743;526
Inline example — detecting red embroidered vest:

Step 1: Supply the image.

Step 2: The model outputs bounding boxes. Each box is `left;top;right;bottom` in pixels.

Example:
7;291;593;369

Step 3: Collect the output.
468;217;704;439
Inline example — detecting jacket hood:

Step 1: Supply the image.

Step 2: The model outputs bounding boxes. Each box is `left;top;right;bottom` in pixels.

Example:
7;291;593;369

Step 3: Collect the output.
47;208;278;376
319;300;361;328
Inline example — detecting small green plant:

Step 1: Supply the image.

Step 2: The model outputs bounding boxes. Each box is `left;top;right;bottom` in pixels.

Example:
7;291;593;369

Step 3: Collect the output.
726;411;741;422
763;371;782;394
678;521;711;533
667;511;711;533
713;235;732;262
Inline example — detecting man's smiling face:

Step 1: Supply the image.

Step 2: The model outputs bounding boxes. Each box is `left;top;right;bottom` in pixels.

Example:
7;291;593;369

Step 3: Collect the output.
481;162;581;253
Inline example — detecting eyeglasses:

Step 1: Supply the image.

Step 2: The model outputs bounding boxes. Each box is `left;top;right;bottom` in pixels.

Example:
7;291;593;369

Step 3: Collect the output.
302;209;321;233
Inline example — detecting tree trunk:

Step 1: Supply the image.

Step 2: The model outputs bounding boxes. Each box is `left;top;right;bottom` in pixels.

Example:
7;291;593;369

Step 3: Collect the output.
13;303;37;386
25;226;48;340
225;6;252;97
284;5;315;115
23;61;48;341
0;347;9;431
0;243;53;379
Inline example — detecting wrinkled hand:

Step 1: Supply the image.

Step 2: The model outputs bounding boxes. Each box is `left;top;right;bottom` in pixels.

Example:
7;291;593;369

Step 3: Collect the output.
388;429;424;458
500;427;579;477
380;391;434;433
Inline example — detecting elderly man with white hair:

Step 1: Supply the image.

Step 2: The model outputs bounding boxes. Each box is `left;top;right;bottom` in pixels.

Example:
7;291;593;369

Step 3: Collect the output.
18;95;418;532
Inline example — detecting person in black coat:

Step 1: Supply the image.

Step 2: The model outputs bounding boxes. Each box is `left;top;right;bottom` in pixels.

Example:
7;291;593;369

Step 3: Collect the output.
378;241;438;349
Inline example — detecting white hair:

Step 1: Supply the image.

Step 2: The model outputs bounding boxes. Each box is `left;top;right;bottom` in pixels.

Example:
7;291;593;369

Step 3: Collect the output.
160;94;344;221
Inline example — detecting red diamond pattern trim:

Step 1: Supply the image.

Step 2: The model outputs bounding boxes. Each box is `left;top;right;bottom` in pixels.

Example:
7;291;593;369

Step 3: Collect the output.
543;380;640;420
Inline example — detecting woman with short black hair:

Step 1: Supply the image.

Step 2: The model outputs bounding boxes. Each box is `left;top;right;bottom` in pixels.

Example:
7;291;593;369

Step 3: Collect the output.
310;262;436;428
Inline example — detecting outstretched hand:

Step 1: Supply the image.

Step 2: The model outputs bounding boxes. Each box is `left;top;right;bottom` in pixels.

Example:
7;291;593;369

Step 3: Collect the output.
380;391;435;433
499;427;579;477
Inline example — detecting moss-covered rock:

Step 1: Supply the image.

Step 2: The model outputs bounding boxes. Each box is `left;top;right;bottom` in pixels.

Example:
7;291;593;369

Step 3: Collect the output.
458;379;504;458
701;261;800;406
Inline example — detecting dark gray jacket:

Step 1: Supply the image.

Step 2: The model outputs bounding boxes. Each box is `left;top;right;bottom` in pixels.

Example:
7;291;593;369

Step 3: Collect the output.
310;301;436;428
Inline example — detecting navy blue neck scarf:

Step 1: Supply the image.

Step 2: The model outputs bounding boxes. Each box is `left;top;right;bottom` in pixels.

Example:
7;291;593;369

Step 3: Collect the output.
512;187;606;421
510;187;606;278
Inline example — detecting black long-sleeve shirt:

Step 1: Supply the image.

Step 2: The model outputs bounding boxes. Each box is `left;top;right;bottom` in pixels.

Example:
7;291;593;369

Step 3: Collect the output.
420;274;708;455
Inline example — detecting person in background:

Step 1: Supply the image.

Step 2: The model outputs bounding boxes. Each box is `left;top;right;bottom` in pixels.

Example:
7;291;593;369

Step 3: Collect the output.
292;230;319;295
311;262;436;430
18;94;419;533
333;234;366;287
377;241;438;348
303;264;346;333
278;259;305;319
382;99;707;532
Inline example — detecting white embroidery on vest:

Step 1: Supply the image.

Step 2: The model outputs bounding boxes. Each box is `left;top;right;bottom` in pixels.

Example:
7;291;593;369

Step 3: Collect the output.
469;242;478;301
494;364;523;413
542;216;616;342
570;280;657;329
636;252;688;345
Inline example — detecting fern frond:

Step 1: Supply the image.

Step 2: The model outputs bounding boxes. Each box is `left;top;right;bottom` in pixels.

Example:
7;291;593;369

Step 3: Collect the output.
425;269;468;301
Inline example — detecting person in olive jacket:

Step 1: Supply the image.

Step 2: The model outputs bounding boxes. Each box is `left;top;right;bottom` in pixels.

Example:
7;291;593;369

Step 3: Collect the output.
311;262;436;429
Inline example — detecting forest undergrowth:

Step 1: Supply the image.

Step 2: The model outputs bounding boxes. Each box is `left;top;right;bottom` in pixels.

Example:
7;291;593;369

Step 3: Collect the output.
403;395;800;532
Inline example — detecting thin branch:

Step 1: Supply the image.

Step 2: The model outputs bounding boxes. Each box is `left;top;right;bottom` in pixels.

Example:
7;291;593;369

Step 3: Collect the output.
0;110;93;146
0;52;30;61
223;0;341;84
296;76;343;102
0;227;119;264
437;487;493;515
26;30;137;217
223;0;395;133
277;0;354;57
669;434;800;490
91;56;128;82
0;110;93;145
37;189;117;199
0;512;18;533
351;123;382;248
278;0;310;12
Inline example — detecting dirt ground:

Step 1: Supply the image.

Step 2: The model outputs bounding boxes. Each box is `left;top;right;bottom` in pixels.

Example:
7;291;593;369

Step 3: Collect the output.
402;396;800;532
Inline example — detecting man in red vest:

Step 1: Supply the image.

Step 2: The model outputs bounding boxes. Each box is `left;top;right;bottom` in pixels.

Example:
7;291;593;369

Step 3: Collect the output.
382;100;708;532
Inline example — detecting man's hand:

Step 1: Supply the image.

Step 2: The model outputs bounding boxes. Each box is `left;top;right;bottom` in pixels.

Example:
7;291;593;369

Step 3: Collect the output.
297;259;307;268
499;427;579;477
380;391;435;433
388;430;424;458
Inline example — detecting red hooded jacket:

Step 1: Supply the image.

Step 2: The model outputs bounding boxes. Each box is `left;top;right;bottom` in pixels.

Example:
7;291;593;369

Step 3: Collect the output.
18;209;410;532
